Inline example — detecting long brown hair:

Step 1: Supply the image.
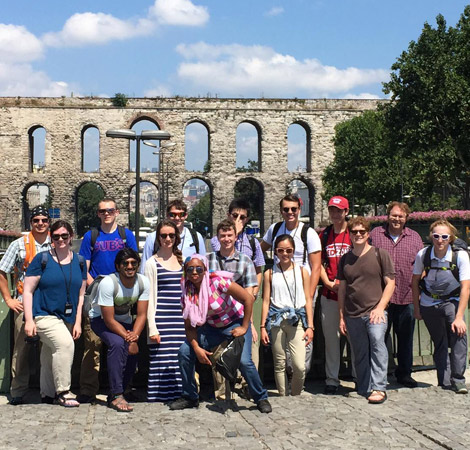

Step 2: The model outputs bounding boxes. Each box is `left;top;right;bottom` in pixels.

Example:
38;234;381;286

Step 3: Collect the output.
156;219;183;265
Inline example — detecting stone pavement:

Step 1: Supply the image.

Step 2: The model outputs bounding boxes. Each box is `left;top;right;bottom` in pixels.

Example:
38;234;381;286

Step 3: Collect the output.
1;369;470;450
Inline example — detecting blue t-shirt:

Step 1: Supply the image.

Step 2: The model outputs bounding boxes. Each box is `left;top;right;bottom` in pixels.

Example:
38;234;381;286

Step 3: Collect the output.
79;227;137;278
26;252;87;323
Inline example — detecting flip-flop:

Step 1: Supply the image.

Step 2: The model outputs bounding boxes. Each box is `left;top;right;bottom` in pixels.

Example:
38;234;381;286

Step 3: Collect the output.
108;394;133;412
368;390;387;404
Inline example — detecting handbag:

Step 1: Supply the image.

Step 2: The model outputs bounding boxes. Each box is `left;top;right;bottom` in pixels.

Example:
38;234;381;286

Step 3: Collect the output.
214;335;245;383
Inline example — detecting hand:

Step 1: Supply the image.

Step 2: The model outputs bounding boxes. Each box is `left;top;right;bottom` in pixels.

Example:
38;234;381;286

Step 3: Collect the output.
128;341;139;355
24;320;36;338
195;346;212;365
125;330;139;343
303;328;314;346
369;307;386;324
5;298;23;313
261;328;270;346
451;317;467;337
72;323;82;340
233;218;244;235
149;334;161;344
414;308;422;320
331;282;339;293
230;326;248;338
251;323;258;343
339;318;347;336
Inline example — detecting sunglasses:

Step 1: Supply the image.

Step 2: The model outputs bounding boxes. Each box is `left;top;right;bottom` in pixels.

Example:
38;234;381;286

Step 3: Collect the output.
231;212;247;221
52;233;70;241
160;233;176;239
98;208;116;215
276;248;294;254
121;260;139;268
432;233;450;241
350;229;367;236
169;212;186;219
282;207;298;213
32;218;49;224
186;266;204;274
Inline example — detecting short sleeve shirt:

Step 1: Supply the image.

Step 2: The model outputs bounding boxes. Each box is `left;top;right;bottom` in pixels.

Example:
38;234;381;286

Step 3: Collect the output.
207;251;258;288
206;275;244;328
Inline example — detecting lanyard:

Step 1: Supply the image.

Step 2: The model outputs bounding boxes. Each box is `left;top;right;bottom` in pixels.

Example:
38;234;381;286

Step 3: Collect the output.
279;263;297;308
55;249;73;302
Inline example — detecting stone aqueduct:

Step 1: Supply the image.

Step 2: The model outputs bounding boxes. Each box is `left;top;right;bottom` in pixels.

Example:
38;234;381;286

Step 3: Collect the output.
0;97;380;234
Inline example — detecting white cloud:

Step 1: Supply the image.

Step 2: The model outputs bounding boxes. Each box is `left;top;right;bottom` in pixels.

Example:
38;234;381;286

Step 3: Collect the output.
343;92;381;99
0;24;44;62
144;83;173;97
149;0;209;26
265;7;284;17
176;42;388;98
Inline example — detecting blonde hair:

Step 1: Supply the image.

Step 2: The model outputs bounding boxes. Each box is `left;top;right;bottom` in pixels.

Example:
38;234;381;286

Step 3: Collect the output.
429;219;458;244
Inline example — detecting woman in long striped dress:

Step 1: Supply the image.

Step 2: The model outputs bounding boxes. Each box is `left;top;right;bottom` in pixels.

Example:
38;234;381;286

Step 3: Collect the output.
145;220;185;402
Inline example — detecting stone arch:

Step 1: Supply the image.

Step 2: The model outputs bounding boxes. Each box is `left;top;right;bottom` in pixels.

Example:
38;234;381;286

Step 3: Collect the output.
129;117;161;172
236;120;262;172
128;181;159;230
75;181;105;237
81;125;100;173
287;177;315;225
22;182;51;230
185;120;210;172
28;125;46;172
183;176;212;236
234;177;265;233
288;121;311;172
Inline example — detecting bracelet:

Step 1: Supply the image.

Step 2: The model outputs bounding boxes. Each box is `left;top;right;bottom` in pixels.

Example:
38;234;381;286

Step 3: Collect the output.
307;326;314;331
260;326;266;328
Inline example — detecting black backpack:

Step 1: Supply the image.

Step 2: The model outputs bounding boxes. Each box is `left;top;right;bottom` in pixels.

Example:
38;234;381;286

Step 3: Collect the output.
272;221;310;265
90;225;127;251
41;251;85;273
153;226;199;255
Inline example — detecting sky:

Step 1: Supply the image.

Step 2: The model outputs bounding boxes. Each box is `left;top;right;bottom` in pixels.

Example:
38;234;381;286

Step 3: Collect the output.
2;0;469;99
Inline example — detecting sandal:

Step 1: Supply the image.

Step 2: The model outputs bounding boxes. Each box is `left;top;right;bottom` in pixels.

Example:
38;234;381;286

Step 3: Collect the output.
108;394;133;412
368;390;387;404
55;391;80;408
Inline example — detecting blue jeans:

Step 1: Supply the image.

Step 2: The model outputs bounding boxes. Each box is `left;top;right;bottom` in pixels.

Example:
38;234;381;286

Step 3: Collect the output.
178;320;268;402
345;313;388;395
386;303;415;379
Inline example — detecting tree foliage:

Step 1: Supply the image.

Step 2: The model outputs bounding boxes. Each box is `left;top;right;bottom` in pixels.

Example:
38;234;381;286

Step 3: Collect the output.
187;193;211;236
234;178;263;221
76;182;104;237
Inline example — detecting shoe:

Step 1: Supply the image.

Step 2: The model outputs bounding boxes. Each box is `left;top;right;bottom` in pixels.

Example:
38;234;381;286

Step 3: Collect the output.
9;396;23;406
41;396;55;404
453;383;468;394
368;390;387;404
397;375;418;388
324;385;338;395
76;394;96;404
256;399;272;414
168;397;199;410
55;391;80;408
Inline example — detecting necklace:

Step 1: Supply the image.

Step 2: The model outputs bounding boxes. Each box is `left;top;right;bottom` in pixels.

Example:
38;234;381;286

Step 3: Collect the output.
279;262;297;308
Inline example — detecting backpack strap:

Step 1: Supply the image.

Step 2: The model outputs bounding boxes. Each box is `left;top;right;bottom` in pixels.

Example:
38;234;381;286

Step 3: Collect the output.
77;254;85;273
272;222;283;243
136;273;145;297
108;273;120;300
188;227;200;253
117;225;127;246
300;223;310;266
90;227;100;251
41;251;49;272
248;235;257;261
321;225;333;267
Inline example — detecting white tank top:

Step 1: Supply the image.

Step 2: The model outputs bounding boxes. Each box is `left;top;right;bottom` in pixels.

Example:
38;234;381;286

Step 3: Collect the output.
270;263;306;309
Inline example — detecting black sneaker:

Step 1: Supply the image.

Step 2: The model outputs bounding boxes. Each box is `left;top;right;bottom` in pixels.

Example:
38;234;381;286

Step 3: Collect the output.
168;397;199;410
9;396;23;406
397;376;418;388
76;394;97;404
256;399;272;414
41;396;55;404
452;382;468;394
324;385;338;395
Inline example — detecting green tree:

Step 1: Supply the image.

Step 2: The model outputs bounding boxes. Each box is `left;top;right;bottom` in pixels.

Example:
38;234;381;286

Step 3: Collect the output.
128;212;151;231
234;178;263;221
187;193;211;236
237;159;259;172
76;182;104;237
112;93;128;107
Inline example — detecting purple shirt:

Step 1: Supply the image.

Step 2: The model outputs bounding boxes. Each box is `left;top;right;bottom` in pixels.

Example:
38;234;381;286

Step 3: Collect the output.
369;225;423;305
210;232;265;268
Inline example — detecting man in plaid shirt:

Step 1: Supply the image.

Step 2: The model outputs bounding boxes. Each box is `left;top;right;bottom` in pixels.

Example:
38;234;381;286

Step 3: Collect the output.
370;201;423;387
0;206;51;405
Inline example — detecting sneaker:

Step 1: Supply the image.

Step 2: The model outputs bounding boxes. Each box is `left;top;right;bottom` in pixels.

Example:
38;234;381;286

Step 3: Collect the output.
397;375;418;388
324;385;338;395
168;397;199;410
453;383;468;394
256;399;272;414
9;396;23;406
76;394;96;404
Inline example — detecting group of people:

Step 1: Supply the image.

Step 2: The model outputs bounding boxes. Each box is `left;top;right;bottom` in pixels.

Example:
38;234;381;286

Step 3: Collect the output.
0;193;468;412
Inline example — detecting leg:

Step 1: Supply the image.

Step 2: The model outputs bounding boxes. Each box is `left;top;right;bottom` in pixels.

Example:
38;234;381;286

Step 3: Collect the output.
345;316;370;395
321;295;341;387
271;325;287;396
79;316;101;398
366;313;389;392
393;304;416;380
446;301;467;386
39;338;55;398
10;312;31;398
286;321;306;395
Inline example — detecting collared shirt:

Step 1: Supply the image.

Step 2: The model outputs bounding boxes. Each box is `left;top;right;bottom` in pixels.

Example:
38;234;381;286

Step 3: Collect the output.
207;250;258;289
210;232;265;268
369;224;423;305
0;234;51;301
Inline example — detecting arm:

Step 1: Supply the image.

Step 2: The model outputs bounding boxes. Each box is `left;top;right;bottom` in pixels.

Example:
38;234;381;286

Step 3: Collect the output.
101;305;129;339
260;240;271;252
85;260;93;286
128;300;148;342
301;267;314;346
226;281;254;337
72;279;86;340
369;276;395;324
184;318;212;365
22;275;40;337
308;251;321;300
338;279;347;335
320;265;337;293
411;274;422;320
452;280;469;336
144;259;160;343
260;270;272;345
0;270;23;313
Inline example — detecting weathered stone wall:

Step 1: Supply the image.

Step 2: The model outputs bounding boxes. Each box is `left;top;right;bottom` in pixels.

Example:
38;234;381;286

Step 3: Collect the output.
0;97;383;233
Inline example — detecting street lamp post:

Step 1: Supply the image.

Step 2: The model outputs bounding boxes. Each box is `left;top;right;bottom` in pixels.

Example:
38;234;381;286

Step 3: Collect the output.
105;129;171;245
152;142;176;221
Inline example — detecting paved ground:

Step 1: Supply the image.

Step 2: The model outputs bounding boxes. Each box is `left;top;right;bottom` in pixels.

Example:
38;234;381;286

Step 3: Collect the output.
1;369;470;450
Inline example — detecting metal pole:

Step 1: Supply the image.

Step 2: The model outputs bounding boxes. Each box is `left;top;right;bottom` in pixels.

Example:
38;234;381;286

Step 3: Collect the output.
158;149;163;221
135;137;141;246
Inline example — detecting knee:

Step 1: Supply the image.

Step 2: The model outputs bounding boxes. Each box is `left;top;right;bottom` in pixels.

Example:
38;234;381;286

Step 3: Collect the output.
178;341;192;363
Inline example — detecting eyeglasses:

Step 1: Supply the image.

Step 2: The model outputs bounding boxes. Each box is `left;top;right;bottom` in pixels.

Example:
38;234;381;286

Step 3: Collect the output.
186;266;204;274
51;233;70;241
282;207;298;214
230;212;247;221
98;208;116;215
350;229;367;236
121;260;139;268
432;233;450;241
276;248;294;254
169;212;186;219
160;233;176;240
32;218;49;224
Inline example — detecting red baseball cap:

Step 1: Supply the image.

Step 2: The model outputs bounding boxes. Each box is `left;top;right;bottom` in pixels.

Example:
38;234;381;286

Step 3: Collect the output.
328;196;349;210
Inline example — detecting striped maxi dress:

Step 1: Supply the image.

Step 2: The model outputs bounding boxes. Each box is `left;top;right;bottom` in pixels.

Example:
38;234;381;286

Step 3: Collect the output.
147;260;185;402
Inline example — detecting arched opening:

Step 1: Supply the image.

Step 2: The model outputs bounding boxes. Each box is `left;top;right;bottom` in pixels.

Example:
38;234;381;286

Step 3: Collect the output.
23;183;51;229
129;181;159;230
288;123;310;172
81;126;100;172
236;121;261;172
130;118;160;173
184;178;212;237
28;126;46;172
287;179;315;225
234;177;264;234
185;121;210;171
76;182;105;237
